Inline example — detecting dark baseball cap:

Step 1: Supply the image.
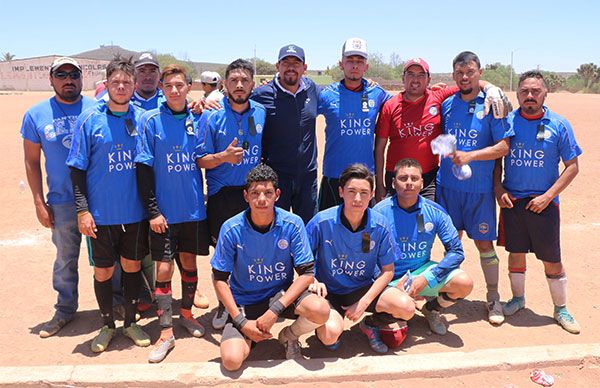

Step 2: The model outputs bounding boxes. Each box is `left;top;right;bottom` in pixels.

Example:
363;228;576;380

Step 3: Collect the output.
134;52;159;68
278;44;305;63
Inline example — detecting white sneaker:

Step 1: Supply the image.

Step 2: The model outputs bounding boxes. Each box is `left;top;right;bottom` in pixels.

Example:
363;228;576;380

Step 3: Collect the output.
488;301;505;325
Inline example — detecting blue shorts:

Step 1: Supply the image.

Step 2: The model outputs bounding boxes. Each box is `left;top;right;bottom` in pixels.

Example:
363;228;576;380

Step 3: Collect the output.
436;186;496;241
389;261;463;297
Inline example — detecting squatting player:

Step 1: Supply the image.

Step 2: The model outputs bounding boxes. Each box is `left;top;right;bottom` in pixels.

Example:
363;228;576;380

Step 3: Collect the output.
67;56;151;353
197;59;266;330
211;164;329;371
307;164;415;354
436;51;514;325
374;158;473;335
136;64;210;363
317;37;391;210
494;70;582;334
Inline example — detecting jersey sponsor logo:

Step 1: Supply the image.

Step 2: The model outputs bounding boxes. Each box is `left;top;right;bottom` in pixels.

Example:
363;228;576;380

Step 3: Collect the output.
398;240;428;260
447;126;479;147
339;114;372;136
277;239;289;250
330;254;367;278
509;143;545;168
236;144;260;166
44;124;56;141
247;260;287;283
479;222;489;234
397;122;435;139
108;144;135;172
428;106;438;116
166;146;197;173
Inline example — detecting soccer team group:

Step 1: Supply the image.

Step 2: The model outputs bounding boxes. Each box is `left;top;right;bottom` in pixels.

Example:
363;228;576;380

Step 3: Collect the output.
21;37;582;370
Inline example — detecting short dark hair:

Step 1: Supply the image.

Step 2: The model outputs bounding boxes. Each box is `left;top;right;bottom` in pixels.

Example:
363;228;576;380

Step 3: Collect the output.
339;163;374;191
518;70;546;88
245;164;279;189
160;64;192;84
393;158;423;177
106;55;135;79
226;58;254;79
452;51;481;69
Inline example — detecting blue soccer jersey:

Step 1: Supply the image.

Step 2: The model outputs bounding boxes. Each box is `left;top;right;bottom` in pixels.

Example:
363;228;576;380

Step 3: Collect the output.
306;206;397;295
438;92;514;193
318;79;391;178
210;207;314;306
373;195;464;287
503;107;582;204
197;99;266;196
66;102;146;225
130;90;165;111
20;96;97;205
135;103;207;223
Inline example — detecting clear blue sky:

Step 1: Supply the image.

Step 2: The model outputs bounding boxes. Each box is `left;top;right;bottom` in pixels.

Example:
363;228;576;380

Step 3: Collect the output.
2;0;597;73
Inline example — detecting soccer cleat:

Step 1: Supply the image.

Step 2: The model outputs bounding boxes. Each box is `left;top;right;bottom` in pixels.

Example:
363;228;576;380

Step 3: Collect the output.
554;306;581;334
503;296;525;316
359;318;388;354
212;302;229;330
179;316;205;338
193;290;210;309
421;306;447;335
91;326;116;353
123;323;151;347
278;327;304;360
148;336;176;363
39;316;71;338
488;300;505;325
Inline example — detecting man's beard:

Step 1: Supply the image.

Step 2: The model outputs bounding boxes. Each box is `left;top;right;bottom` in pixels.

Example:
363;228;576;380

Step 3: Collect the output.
54;85;81;102
228;91;249;105
459;88;473;95
281;72;299;86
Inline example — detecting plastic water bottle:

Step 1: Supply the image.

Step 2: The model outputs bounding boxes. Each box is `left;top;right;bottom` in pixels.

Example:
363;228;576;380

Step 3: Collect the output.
430;134;456;156
452;164;472;180
18;180;26;193
402;270;413;292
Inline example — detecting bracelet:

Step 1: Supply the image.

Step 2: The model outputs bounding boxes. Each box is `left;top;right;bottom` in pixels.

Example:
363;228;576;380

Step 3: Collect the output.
232;312;248;331
269;300;286;316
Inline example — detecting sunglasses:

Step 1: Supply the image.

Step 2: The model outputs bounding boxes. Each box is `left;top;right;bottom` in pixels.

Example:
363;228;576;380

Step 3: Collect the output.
53;70;81;80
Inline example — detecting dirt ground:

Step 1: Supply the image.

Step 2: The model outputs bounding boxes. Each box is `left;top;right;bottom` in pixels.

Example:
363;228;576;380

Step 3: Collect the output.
1;91;600;382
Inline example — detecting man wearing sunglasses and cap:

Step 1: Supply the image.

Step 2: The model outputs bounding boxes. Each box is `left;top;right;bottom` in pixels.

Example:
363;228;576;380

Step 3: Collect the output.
197;59;266;331
21;56;96;338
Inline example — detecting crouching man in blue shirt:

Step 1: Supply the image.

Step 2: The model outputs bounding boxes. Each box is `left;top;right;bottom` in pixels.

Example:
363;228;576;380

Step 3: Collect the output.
307;164;415;354
374;158;473;335
211;164;329;371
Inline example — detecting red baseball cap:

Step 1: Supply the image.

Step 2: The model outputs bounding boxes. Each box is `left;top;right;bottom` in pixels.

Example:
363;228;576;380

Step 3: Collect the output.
404;58;430;74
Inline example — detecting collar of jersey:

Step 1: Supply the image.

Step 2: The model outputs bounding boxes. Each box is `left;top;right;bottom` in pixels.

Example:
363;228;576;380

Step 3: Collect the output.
337;205;371;232
273;73;307;97
392;194;423;213
134;90;159;102
159;101;194;121
99;100;135;119
223;96;254;118
242;207;283;232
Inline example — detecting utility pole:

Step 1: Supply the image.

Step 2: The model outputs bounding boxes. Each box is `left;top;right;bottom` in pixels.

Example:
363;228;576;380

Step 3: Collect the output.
509;50;514;92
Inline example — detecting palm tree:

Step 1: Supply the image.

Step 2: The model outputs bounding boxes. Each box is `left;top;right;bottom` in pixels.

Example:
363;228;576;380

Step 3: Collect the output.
1;52;15;62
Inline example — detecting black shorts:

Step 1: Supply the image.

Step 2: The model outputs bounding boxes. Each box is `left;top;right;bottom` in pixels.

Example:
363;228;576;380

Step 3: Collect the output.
91;221;150;268
385;167;438;202
326;284;389;316
150;220;210;261
501;198;561;262
221;289;312;342
207;186;248;246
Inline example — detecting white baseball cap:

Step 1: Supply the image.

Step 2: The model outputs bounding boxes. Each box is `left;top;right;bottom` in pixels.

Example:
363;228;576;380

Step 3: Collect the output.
200;71;221;84
342;38;368;59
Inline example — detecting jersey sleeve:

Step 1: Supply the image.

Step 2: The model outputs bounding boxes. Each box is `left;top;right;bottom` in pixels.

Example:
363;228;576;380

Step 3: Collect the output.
376;220;397;269
490;116;514;143
20;111;41;144
210;227;236;273
306;216;321;258
134;113;155;167
375;97;395;138
420;210;465;288
557;119;583;162
195;111;215;158
66;111;92;171
289;221;315;268
317;89;327;115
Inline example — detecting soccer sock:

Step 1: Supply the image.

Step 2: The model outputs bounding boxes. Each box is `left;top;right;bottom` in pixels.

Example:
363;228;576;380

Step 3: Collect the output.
286;316;322;339
122;269;142;328
508;267;526;298
155;281;173;329
180;268;198;311
480;251;500;302
425;292;458;312
94;277;115;329
546;272;568;307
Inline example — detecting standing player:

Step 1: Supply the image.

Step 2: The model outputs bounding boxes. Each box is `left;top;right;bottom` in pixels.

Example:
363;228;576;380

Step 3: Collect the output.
307;164;415;353
374;158;473;335
67;56;151;352
136;64;210;362
21;57;96;337
317;38;391;210
211;164;329;371
495;70;582;334
375;58;511;202
197;59;266;330
131;52;165;110
436;51;514;325
251;44;320;224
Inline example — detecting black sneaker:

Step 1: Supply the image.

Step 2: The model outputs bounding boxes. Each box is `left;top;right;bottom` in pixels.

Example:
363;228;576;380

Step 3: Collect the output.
39;316;71;338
